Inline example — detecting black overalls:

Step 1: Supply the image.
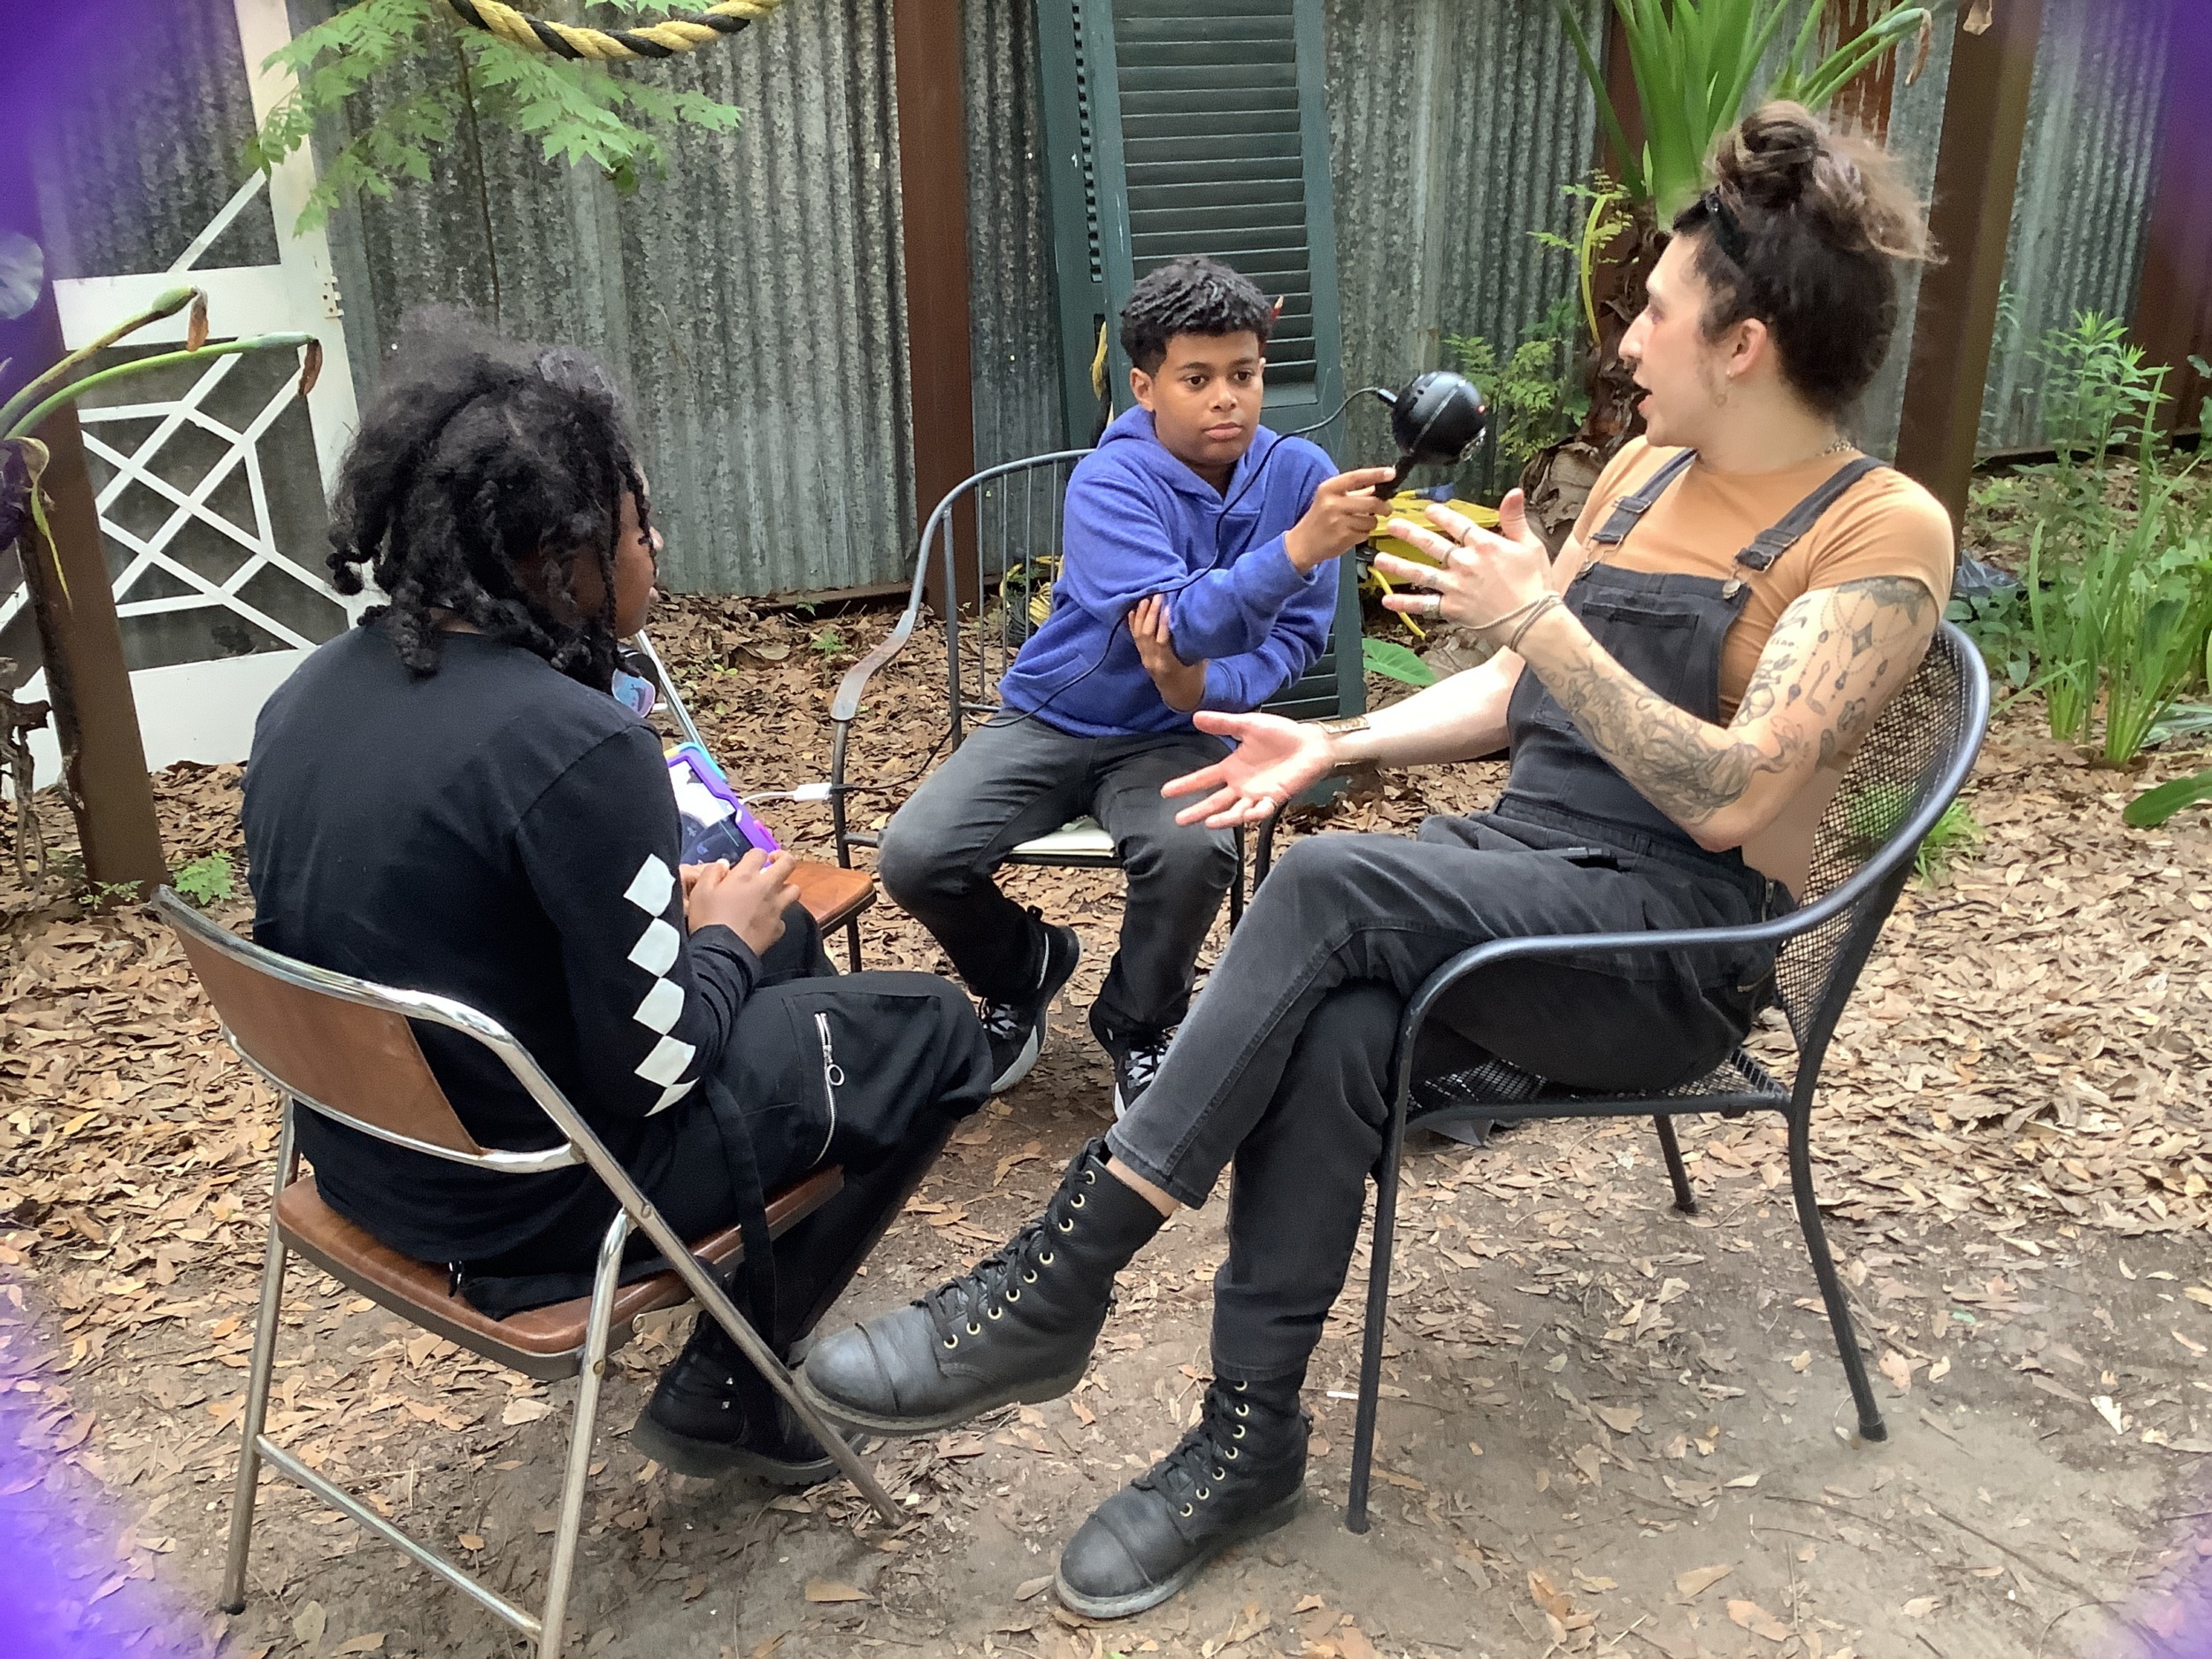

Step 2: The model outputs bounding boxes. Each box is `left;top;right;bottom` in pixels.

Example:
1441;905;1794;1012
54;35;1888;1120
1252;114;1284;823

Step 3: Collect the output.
1102;451;1887;1382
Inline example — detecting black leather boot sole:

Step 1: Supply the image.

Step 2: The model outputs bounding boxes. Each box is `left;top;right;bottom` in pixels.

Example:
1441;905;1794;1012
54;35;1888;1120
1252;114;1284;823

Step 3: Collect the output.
629;1403;852;1486
795;1358;1089;1436
1054;1487;1302;1620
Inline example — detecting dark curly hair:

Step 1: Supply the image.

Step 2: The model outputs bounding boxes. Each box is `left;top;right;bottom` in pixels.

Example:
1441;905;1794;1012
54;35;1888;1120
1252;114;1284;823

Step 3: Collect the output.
325;316;648;687
1119;256;1275;375
1673;102;1932;419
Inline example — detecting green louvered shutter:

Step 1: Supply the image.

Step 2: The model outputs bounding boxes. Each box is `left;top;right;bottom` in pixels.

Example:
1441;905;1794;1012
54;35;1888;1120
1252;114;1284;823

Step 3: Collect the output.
1034;0;1361;725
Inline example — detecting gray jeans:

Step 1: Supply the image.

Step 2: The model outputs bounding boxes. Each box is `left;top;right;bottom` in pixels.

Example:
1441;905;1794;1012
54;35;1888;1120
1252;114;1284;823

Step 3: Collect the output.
874;715;1237;1038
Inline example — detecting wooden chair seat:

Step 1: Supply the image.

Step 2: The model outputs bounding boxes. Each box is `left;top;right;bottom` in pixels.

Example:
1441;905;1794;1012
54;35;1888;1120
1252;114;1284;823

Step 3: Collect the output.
276;1166;842;1382
789;862;875;934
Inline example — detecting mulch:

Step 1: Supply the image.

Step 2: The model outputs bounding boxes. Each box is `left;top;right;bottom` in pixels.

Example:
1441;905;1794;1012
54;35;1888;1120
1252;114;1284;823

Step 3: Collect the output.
1;593;2207;1655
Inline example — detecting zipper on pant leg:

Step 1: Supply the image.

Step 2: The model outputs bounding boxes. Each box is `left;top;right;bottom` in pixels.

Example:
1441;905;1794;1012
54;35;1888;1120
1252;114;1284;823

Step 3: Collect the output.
812;1010;843;1164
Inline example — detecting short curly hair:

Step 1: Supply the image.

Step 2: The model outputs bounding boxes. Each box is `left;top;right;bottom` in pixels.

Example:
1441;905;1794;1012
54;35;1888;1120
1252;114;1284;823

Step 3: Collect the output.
324;314;647;687
1118;257;1274;375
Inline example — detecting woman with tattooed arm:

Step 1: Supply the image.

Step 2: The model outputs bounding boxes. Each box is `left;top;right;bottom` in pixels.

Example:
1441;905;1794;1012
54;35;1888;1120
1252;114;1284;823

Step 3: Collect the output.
795;103;1954;1617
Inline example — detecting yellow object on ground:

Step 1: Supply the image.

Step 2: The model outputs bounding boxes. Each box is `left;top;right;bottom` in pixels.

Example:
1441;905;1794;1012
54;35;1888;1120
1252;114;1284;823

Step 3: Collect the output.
1366;492;1499;565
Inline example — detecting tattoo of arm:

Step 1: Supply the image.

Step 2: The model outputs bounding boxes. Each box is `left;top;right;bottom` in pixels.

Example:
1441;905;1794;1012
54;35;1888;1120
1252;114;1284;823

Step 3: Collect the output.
1522;574;1937;836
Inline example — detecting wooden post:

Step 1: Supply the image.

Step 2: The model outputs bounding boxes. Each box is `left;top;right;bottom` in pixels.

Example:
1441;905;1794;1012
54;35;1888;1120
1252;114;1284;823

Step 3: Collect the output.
891;0;979;615
1893;0;2045;532
2131;0;2212;435
0;127;168;890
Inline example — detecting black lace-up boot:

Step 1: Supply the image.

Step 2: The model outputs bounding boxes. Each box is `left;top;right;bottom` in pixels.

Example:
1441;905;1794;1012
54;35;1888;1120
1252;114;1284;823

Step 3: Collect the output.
633;1313;856;1486
798;1140;1164;1434
1055;1371;1308;1619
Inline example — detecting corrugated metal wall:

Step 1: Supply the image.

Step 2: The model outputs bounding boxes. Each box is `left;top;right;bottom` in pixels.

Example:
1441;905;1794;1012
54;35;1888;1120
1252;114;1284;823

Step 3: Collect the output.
1324;0;1606;478
1974;0;2174;453
310;0;917;598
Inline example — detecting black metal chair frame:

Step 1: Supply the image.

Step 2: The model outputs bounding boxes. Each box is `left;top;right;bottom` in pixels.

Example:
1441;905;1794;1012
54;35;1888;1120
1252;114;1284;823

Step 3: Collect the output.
1340;623;1991;1532
826;449;1267;938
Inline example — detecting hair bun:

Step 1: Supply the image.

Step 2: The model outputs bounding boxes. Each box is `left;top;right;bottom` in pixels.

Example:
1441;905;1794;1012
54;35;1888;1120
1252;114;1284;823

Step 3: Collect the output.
1713;101;1827;211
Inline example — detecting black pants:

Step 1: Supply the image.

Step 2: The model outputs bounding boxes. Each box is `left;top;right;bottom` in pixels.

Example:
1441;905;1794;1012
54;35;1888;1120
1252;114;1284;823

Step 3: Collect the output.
875;715;1237;1038
1103;807;1778;1380
463;908;993;1344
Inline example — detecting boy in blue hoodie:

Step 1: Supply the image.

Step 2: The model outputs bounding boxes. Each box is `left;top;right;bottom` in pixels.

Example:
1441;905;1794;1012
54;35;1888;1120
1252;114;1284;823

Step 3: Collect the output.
876;257;1388;1113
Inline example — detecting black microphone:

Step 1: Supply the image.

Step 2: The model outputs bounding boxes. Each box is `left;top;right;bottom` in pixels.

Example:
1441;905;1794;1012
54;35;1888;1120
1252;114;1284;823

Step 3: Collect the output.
1368;370;1490;505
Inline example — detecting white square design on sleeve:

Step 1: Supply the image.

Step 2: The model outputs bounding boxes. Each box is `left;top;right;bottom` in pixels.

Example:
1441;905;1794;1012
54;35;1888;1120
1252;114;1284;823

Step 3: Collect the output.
635;1034;697;1088
623;855;676;916
633;978;684;1034
626;918;680;977
649;1079;695;1116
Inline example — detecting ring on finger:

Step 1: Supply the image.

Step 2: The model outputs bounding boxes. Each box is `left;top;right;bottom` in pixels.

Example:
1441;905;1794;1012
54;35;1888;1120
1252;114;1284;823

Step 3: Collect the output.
1425;592;1446;614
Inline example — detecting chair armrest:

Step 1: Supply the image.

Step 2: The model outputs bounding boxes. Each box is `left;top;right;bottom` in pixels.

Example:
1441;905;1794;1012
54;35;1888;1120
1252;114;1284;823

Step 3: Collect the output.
830;606;925;726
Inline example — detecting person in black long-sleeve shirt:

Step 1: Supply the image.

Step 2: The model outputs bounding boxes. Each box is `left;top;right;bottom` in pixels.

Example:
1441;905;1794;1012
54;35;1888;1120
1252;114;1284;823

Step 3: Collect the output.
242;326;991;1485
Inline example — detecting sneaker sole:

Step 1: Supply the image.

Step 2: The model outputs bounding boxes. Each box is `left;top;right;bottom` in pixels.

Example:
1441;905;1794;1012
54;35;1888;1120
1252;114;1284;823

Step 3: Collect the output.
1053;1487;1303;1620
989;1024;1043;1094
989;930;1081;1096
628;1411;851;1487
794;1364;1089;1438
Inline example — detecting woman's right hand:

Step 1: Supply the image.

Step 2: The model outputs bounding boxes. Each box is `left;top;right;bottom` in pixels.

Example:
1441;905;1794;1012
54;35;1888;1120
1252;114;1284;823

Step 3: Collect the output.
684;848;800;956
1161;710;1336;828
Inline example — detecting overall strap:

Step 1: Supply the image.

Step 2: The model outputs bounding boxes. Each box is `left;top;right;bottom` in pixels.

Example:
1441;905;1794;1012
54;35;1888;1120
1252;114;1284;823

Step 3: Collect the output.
1734;456;1888;572
1586;448;1698;547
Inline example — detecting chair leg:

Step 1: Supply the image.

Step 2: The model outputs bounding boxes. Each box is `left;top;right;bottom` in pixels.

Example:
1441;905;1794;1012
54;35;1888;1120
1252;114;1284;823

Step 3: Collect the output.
1654;1115;1697;1214
1227;826;1245;932
1787;1105;1886;1443
843;918;864;974
538;1213;631;1656
221;1110;297;1614
1347;1088;1411;1535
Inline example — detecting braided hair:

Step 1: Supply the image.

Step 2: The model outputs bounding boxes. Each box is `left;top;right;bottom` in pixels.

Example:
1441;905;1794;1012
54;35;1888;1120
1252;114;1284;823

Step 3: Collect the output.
326;319;649;687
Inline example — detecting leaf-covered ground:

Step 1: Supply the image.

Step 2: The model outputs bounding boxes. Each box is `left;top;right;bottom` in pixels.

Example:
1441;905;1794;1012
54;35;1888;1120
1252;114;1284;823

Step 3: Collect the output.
3;594;2209;1658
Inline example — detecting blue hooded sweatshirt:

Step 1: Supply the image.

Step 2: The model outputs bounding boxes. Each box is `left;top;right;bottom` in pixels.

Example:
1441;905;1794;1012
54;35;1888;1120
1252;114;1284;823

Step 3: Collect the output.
997;405;1340;739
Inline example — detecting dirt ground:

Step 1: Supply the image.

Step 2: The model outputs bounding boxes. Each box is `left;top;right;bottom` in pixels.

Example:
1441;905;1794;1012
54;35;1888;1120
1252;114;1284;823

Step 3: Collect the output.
4;596;2211;1659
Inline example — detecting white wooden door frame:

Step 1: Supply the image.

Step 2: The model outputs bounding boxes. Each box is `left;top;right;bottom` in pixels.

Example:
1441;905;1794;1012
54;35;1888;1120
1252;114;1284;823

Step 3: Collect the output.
15;0;360;789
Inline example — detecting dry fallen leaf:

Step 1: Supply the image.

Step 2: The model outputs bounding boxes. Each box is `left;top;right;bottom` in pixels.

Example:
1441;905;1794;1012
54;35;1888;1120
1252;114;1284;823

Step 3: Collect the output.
2093;1395;2127;1434
334;1637;385;1656
502;1398;554;1426
1901;1595;1940;1617
1878;1350;1914;1394
1788;1350;1812;1372
1677;1563;1733;1598
292;1600;327;1654
1592;1402;1643;1433
457;1533;485;1552
1727;1599;1791;1640
1016;1576;1052;1601
803;1580;869;1604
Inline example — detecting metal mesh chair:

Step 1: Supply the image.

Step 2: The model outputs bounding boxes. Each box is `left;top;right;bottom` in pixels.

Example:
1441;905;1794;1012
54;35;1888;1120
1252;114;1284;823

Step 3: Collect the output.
155;890;901;1655
1342;623;1990;1532
826;450;1362;930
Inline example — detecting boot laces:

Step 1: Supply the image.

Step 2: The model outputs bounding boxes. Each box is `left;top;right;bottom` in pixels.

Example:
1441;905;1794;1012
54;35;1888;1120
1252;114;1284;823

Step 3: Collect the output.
1134;1383;1251;1517
915;1158;1097;1348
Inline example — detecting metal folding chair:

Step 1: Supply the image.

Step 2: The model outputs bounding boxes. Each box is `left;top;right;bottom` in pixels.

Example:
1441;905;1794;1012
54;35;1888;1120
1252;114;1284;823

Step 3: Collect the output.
1340;624;1990;1532
155;890;901;1655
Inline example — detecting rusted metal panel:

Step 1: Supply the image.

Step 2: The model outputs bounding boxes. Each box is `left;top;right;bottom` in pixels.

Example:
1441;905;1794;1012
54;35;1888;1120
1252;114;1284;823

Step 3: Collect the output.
1975;0;2176;454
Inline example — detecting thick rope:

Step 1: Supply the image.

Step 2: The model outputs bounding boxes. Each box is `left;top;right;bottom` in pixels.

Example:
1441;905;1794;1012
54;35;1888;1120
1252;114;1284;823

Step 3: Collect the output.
440;0;783;61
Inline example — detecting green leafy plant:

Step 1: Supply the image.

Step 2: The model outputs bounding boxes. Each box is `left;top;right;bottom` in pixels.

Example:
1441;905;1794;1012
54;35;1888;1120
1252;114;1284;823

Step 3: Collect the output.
1947;585;2032;691
811;626;848;660
1562;0;1934;222
1532;176;1633;352
2124;768;2212;828
1840;783;1981;885
1446;296;1589;493
172;852;236;908
1362;635;1438;689
248;0;745;232
77;879;145;913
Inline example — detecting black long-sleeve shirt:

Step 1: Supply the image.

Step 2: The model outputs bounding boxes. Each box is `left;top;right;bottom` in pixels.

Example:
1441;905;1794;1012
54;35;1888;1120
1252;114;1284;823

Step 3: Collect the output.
242;623;759;1262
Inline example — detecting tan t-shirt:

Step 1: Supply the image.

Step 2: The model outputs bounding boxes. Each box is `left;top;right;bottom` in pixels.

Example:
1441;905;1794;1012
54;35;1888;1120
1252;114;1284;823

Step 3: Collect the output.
1562;438;1955;894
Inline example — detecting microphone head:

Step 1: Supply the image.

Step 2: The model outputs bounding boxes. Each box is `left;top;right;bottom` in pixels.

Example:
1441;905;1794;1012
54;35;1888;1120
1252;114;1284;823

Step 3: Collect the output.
1389;370;1489;469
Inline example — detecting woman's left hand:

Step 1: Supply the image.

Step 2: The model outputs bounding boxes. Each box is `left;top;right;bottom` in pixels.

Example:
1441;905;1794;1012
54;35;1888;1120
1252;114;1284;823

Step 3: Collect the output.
1372;488;1554;637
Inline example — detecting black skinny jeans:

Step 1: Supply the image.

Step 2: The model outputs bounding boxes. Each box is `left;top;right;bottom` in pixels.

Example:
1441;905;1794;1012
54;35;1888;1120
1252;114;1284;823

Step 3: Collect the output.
1104;806;1777;1380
